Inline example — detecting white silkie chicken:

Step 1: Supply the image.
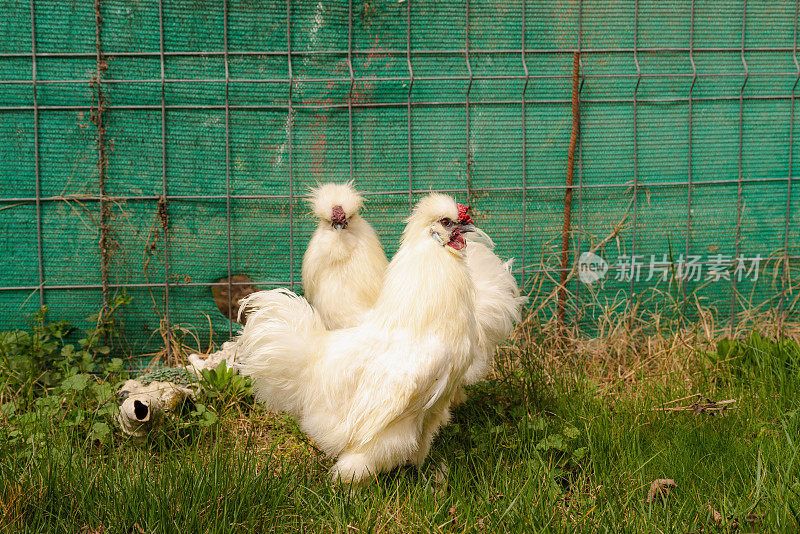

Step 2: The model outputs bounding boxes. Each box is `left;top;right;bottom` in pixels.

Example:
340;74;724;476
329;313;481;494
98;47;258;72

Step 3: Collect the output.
236;194;477;482
301;182;388;329
301;186;525;387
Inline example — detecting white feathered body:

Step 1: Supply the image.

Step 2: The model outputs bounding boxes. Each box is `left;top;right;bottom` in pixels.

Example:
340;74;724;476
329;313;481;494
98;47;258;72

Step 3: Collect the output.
302;215;387;330
238;196;477;481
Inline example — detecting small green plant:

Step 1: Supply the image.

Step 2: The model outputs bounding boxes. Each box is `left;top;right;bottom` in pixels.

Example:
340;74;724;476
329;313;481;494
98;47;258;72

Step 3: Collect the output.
0;308;70;404
0;292;130;405
0;295;131;458
528;416;589;487
199;359;253;403
166;361;253;433
185;401;219;429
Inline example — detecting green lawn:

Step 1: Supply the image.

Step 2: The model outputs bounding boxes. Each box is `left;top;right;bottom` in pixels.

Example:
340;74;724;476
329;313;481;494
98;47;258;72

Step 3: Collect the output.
2;315;800;532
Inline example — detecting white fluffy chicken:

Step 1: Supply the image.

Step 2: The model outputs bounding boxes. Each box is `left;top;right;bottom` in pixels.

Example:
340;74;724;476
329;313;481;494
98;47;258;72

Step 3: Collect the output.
236;194;477;482
456;204;527;385
301;188;525;387
301;182;388;329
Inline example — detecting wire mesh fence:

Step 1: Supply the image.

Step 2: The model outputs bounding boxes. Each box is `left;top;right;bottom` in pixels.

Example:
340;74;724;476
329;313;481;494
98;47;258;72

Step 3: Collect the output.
0;0;798;358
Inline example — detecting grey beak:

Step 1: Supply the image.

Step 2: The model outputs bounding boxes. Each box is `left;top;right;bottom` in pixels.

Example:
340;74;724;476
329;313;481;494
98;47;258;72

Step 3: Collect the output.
459;222;477;233
334;223;343;230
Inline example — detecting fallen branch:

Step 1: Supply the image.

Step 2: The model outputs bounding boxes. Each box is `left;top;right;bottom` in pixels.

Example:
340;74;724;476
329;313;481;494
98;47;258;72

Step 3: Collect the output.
655;394;737;415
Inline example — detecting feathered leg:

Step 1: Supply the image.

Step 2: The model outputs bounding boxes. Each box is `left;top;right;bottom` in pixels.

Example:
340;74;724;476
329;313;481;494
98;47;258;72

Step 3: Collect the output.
409;404;451;467
332;417;425;483
330;452;376;484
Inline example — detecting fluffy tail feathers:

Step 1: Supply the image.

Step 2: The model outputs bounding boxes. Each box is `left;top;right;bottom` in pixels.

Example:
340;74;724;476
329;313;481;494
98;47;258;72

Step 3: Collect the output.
464;242;528;384
235;288;327;415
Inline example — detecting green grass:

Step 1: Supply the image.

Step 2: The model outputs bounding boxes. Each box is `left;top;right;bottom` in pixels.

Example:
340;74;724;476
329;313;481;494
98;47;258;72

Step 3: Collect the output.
2;333;800;532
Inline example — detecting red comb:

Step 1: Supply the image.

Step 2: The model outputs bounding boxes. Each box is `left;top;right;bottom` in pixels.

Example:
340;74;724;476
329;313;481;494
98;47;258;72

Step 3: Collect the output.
457;203;474;224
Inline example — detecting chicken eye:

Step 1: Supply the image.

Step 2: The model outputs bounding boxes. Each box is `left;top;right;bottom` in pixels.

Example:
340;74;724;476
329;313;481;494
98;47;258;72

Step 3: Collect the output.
440;218;453;228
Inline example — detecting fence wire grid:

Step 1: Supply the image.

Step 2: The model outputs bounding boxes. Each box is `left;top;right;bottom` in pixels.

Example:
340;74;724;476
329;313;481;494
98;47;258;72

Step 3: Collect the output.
1;0;799;357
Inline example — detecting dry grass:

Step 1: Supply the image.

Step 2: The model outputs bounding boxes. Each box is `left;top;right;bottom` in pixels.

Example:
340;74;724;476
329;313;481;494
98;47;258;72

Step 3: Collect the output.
502;267;800;398
506;205;800;396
